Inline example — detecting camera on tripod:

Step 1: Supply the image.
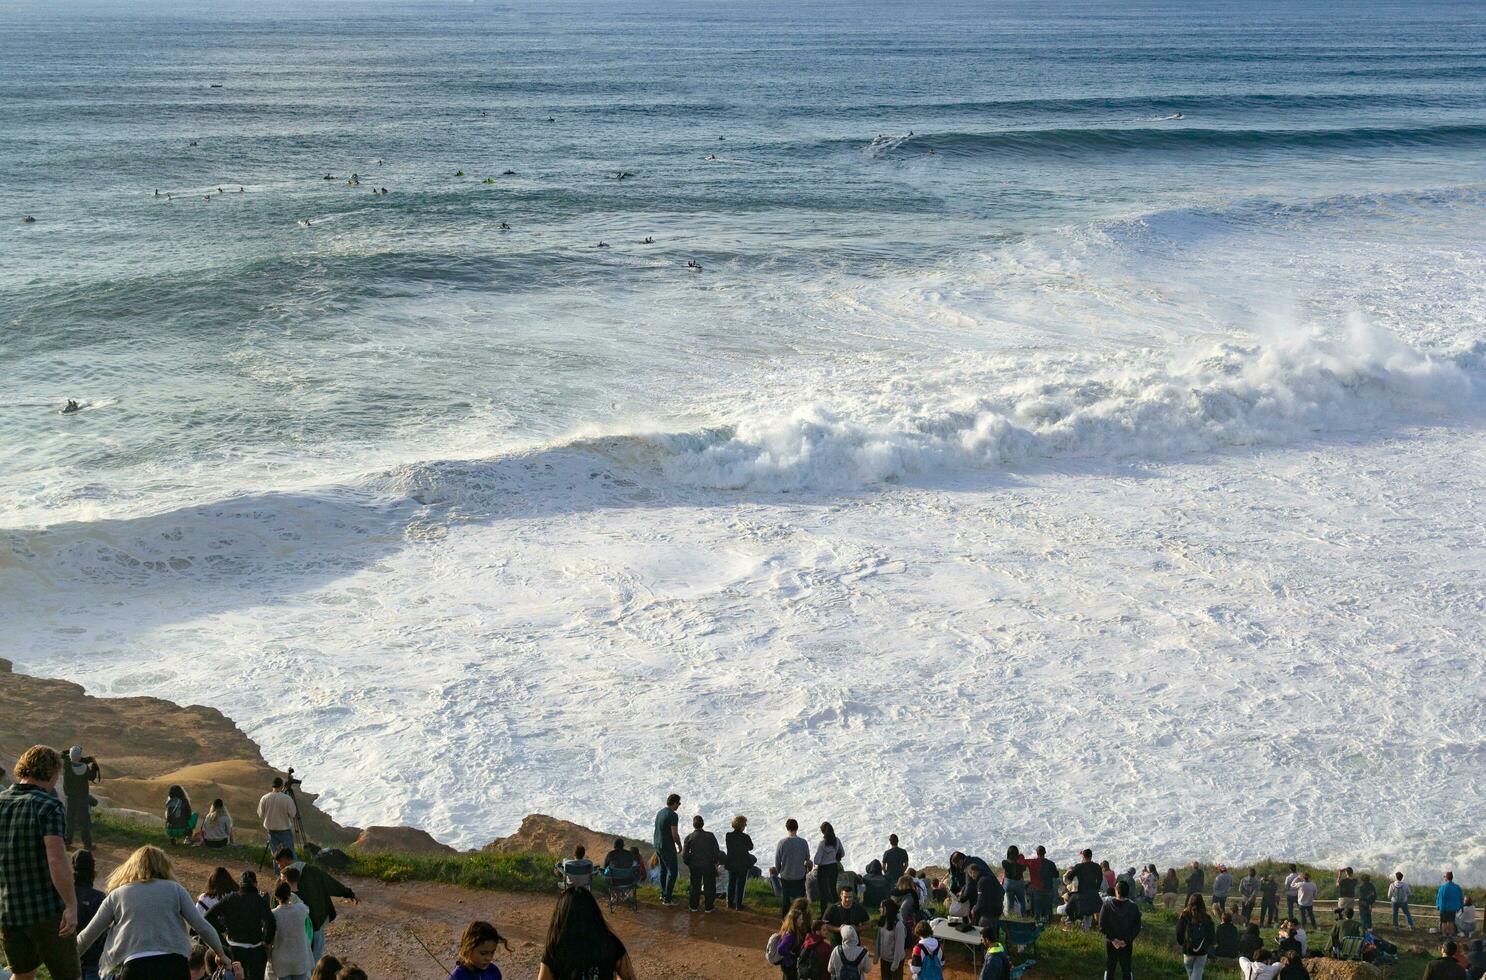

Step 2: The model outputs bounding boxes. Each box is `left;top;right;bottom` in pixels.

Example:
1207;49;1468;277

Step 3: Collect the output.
284;767;304;790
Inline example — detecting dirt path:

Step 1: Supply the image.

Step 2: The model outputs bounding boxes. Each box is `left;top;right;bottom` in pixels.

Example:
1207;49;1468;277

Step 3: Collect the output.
95;844;980;979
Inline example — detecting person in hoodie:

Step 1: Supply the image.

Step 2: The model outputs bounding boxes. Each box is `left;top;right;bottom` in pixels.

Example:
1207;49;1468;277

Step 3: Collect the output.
967;862;1004;939
908;921;943;980
1212;866;1233;914
1238;922;1263;960
1439;872;1466;937
1465;938;1486;979
681;815;723;913
978;927;1011;980
269;880;313;980
1239;949;1282;980
1176;894;1216;980
1390;872;1415;928
875;899;906;980
800;918;835;980
1099;879;1141;980
205;871;276;980
861;861;892;910
827;924;870;979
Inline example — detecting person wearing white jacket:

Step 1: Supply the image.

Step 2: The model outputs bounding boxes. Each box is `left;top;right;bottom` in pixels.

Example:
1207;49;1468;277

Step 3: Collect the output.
1389;873;1416;928
1238;952;1282;980
269;881;314;980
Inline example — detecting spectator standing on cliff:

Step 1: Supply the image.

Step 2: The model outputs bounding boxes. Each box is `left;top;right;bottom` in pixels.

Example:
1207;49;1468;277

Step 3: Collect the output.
1212;866;1233;914
1176;894;1215;980
682;815;722;913
775;820;813;917
725;817;756;912
1438;872;1465;938
258;778;298;859
1066;850;1103;929
1022;847;1059;923
1259;873;1280;926
1337;868;1358;914
967;863;1003;940
1294;873;1318;928
815;824;846;917
882;837;909;885
652;794;682;907
1390;872;1415;928
1099;880;1142;980
61;748;99;851
1238;869;1259;920
1186;862;1206;899
1358;873;1378;932
268;880;312;980
1283;866;1302;922
0;744;80;980
273;848;356;961
1002;848;1028;917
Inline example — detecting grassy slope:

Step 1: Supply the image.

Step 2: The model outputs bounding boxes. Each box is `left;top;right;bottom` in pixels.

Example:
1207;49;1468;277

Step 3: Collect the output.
6;818;1463;979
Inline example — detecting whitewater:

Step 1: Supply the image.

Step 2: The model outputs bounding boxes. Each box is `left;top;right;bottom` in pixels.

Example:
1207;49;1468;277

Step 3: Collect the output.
3;0;1486;879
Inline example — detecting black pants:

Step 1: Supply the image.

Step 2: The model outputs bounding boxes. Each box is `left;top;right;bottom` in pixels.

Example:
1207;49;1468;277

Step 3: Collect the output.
1299;904;1317;928
817;863;840;915
1261;897;1279;925
119;953;190;980
229;946;268;980
1104;941;1133;980
781;876;806;916
689;866;718;911
726;867;749;909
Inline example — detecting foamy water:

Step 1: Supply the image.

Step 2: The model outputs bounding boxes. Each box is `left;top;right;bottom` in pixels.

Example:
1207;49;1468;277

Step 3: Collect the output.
4;0;1486;880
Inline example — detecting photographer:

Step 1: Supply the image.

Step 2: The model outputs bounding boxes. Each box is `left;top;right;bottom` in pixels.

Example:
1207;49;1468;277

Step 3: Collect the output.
257;776;299;859
63;746;101;850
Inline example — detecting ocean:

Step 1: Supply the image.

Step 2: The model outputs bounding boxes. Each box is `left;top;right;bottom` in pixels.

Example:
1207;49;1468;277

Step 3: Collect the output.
4;0;1485;876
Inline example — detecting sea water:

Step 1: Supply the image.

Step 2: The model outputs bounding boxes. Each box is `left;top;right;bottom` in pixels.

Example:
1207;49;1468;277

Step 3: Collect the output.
3;0;1486;876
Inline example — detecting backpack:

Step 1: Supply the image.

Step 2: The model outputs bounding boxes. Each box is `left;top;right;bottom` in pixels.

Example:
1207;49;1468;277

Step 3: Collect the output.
798;938;826;980
765;933;784;966
912;942;944;980
839;947;868;980
315;848;352;871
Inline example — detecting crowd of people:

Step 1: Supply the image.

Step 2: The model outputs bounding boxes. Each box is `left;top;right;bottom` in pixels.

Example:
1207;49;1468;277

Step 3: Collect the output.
6;750;1484;980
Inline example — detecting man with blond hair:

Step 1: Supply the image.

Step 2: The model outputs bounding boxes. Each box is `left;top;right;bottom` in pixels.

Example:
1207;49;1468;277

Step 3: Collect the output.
0;745;80;980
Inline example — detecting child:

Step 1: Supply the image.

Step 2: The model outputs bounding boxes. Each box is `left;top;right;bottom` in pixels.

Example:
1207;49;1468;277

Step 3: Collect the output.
451;920;511;980
909;921;943;980
799;918;834;980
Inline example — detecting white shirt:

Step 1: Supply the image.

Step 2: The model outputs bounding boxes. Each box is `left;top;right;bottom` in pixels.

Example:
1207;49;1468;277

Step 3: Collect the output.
1296;880;1318;907
257;791;297;832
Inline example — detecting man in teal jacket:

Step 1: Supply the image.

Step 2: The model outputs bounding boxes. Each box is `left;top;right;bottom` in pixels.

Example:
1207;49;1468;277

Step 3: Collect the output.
1437;871;1464;937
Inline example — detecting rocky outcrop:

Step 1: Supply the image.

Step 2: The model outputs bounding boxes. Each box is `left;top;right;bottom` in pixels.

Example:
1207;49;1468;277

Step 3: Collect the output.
0;659;358;846
484;813;653;860
353;826;457;856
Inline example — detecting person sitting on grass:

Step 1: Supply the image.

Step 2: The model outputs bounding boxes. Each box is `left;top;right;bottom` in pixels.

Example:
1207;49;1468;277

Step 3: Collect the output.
1328;907;1363;956
1238;949;1280;980
165;784;197;843
450;920;511;980
1422;940;1468;980
1215;911;1239;958
1238;922;1263;960
979;926;1012;980
1277;949;1307;980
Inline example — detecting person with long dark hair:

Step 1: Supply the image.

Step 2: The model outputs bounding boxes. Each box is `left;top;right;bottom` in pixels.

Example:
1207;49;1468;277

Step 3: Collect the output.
537;887;636;980
197;867;237;916
1176;893;1216;980
205;870;276;980
165;784;196;844
814;823;845;917
1002;847;1027;918
874;899;905;979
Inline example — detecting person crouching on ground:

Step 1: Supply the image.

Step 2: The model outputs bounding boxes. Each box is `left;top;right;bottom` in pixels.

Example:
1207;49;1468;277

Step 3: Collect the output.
450;920;510;980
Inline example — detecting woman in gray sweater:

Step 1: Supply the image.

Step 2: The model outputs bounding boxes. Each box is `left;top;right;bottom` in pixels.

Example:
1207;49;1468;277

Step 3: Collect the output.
74;845;231;980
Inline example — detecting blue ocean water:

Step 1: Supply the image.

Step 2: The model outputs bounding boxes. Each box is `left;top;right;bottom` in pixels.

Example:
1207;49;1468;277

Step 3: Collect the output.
4;1;1486;864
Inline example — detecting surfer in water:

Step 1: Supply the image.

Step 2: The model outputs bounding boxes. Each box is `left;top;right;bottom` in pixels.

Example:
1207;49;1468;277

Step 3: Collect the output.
62;400;81;414
596;241;610;248
21;215;36;223
687;259;702;272
499;222;510;230
297;218;312;228
641;236;654;244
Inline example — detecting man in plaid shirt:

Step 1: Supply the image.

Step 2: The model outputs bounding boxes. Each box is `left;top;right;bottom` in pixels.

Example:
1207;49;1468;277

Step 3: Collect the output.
0;745;80;980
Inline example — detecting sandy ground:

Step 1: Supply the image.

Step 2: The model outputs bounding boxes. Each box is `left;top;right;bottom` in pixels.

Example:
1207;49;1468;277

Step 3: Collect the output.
92;843;983;980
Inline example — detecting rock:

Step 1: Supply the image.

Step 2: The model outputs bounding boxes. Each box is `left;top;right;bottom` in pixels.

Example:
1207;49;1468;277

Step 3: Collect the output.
1305;958;1387;980
98;807;165;828
352;826;456;856
484;813;653;861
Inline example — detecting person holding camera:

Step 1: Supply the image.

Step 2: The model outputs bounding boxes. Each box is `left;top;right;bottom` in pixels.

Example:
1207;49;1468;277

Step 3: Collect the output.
62;748;100;851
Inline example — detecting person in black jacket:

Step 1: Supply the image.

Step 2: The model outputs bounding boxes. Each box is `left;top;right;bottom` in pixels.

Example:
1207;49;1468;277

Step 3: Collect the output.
1099;880;1142;980
967;862;1005;939
1066;850;1104;927
1358;874;1378;933
681;814;723;913
882;835;909;884
1238;922;1263;960
73;849;108;980
205;871;276;980
724;816;755;911
1177;894;1216;980
1186;862;1206;898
